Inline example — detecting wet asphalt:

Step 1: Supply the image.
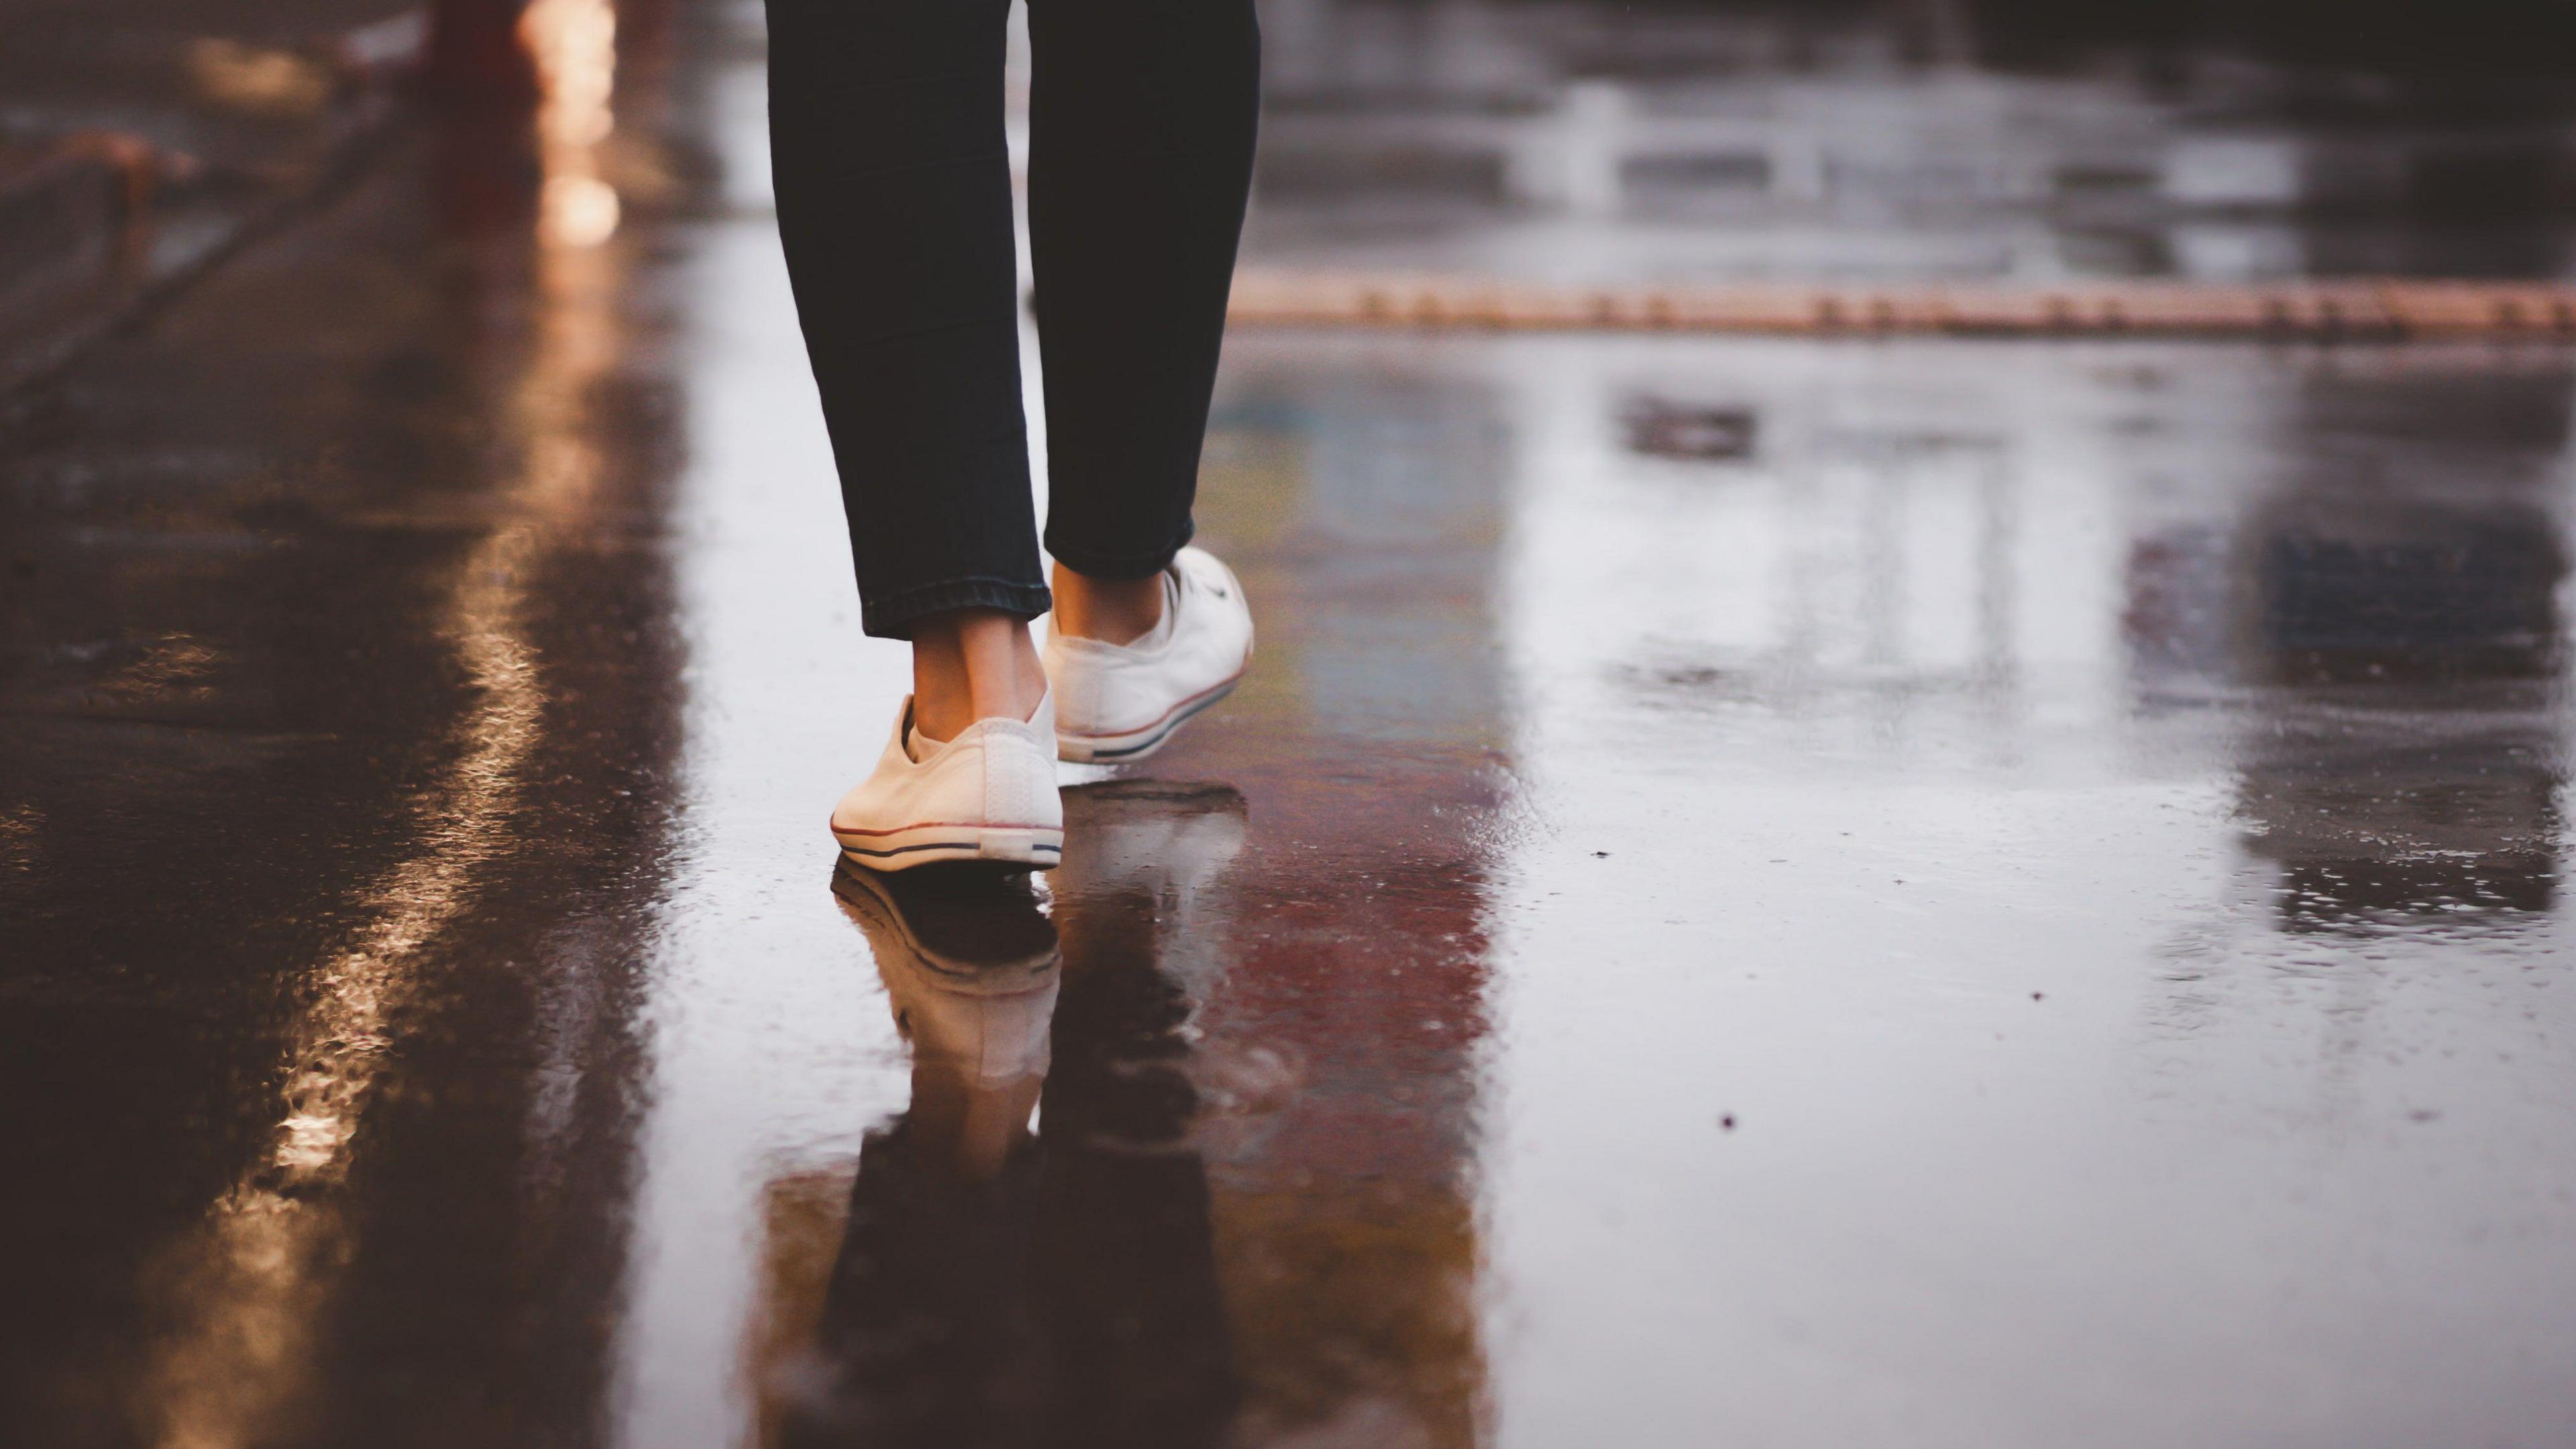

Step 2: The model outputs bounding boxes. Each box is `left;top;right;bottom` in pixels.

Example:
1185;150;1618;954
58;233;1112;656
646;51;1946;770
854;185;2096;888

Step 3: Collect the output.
4;2;2575;1446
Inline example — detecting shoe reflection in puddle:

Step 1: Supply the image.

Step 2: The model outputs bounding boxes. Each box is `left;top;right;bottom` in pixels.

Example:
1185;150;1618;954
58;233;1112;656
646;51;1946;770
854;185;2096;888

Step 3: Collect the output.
833;859;1061;1177
799;784;1246;1447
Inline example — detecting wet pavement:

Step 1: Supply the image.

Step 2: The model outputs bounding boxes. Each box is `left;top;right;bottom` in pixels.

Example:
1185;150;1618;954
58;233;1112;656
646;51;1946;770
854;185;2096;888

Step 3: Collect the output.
5;1;2576;1446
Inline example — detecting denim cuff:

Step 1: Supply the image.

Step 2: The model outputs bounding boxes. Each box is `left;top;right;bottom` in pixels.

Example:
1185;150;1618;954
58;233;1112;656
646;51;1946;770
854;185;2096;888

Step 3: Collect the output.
862;576;1055;640
1043;517;1197;582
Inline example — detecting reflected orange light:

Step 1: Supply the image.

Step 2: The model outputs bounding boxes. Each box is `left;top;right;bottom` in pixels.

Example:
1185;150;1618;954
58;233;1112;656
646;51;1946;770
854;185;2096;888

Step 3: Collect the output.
523;0;621;248
148;17;631;1436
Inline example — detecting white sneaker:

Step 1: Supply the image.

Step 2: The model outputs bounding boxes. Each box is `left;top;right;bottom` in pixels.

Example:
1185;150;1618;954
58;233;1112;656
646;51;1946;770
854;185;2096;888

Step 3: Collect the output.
1044;546;1253;763
828;694;1065;870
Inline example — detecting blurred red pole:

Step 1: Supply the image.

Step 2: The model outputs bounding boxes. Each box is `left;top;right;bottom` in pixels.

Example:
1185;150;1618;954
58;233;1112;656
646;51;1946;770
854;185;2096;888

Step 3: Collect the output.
425;0;541;109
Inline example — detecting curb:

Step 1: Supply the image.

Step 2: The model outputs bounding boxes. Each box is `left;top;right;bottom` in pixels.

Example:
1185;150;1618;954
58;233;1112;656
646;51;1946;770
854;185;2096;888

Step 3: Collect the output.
1228;272;2576;343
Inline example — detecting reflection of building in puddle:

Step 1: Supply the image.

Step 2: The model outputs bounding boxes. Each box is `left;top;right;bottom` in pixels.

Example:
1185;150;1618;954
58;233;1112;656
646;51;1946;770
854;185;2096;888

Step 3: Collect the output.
1549;347;2034;766
1205;362;1514;757
2241;519;2566;927
2243;491;2563;925
1191;360;1509;1448
2125;360;2575;930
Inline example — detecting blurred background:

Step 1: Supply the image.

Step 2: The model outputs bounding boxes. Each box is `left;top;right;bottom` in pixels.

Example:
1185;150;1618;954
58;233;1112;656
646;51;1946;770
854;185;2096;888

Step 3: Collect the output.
1251;0;2576;284
7;0;2576;356
4;3;2575;1449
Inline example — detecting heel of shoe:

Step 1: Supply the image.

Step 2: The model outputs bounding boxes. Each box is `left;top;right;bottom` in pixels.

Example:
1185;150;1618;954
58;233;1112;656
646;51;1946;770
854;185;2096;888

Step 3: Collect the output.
978;727;1061;830
978;826;1065;867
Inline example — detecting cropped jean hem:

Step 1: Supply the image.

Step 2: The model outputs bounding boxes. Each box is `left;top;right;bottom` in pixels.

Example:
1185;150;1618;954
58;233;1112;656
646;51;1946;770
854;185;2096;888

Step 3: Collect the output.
862;577;1055;640
1044;517;1197;583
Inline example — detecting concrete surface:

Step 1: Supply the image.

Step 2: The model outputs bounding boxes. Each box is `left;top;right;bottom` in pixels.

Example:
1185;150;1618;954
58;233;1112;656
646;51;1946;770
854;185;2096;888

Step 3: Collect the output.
3;2;2573;1447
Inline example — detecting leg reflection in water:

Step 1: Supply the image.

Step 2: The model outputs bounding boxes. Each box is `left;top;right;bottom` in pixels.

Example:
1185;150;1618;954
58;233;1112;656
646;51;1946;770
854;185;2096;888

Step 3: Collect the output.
794;781;1249;1448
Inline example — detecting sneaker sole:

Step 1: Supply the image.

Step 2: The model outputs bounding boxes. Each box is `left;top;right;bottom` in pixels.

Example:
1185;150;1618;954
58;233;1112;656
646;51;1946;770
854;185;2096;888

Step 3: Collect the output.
1055;672;1243;764
830;821;1065;871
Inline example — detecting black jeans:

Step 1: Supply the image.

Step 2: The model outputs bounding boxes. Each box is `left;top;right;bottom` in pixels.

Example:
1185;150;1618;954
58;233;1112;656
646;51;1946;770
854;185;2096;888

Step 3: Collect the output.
765;0;1260;639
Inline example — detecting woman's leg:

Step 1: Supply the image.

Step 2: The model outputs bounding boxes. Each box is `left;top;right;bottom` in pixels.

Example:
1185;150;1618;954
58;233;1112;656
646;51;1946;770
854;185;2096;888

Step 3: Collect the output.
765;0;1052;651
765;0;1053;739
1026;0;1261;637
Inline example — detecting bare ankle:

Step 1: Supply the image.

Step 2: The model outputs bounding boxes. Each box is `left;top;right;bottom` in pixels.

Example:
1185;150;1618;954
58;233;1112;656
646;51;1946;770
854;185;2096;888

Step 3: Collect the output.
1051;563;1164;645
910;609;1047;742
